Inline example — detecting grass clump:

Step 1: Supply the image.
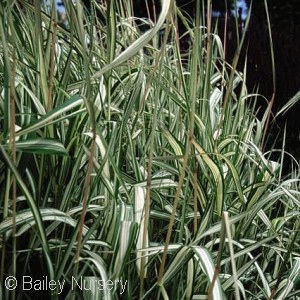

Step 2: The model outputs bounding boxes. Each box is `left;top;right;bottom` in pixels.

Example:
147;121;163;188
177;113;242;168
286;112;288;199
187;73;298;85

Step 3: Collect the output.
1;0;300;299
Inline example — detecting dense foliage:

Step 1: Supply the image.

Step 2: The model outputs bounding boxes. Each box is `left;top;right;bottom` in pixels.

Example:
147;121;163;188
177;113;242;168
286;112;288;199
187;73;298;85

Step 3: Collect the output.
1;0;300;299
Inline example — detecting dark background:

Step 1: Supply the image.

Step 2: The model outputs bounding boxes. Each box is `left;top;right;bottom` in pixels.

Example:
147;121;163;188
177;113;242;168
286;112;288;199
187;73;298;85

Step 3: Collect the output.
245;0;300;166
132;0;300;168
